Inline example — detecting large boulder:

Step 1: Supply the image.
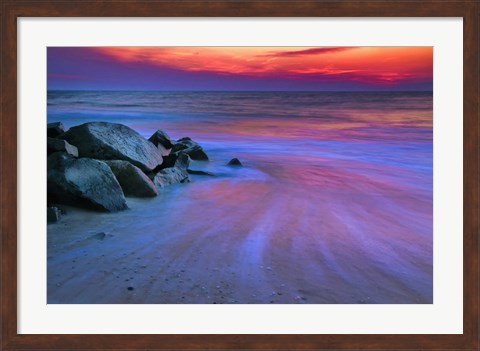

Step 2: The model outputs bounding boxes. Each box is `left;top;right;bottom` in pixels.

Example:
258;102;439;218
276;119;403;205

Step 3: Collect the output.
47;137;78;157
149;129;174;149
172;137;208;161
152;167;190;188
47;122;65;138
60;122;163;172
47;153;128;212
104;160;157;198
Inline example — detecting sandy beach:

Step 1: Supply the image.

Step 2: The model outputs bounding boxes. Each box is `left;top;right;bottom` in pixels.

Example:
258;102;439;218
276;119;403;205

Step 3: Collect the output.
48;153;432;304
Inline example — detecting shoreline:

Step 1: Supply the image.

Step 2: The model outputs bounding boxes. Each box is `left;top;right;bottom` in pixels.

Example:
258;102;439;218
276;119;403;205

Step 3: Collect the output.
48;161;432;304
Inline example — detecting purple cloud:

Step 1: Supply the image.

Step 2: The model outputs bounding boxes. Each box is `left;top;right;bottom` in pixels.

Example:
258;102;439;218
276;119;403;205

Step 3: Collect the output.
260;47;355;58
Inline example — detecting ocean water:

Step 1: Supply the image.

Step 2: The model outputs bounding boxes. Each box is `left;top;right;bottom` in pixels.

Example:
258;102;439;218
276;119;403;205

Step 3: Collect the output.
47;91;433;303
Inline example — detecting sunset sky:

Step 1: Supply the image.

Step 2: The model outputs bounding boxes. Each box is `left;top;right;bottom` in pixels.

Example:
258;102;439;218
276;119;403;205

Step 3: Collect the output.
47;47;433;91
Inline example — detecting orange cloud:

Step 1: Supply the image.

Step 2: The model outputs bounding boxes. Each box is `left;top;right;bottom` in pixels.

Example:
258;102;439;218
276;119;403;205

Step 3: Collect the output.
93;47;432;84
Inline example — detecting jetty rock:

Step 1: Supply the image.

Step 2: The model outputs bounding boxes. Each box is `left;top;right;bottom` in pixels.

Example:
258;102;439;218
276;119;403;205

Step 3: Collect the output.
147;153;191;188
60;122;163;172
149;129;175;150
157;150;191;170
152;167;190;188
172;137;209;161
173;152;190;170
47;152;128;212
47;122;66;138
47;137;79;157
227;158;242;166
104;160;158;198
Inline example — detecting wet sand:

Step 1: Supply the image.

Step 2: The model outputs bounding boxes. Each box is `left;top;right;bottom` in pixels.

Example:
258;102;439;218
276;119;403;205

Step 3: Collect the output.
48;156;432;304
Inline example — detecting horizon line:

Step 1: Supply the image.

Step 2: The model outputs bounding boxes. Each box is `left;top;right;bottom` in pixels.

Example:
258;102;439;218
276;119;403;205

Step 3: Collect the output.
47;89;433;93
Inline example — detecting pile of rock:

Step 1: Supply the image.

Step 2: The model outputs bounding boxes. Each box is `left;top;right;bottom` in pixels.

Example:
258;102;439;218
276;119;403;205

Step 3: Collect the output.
47;121;210;215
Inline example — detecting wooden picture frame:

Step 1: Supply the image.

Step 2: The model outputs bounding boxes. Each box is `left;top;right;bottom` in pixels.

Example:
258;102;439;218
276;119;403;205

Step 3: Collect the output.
1;1;478;350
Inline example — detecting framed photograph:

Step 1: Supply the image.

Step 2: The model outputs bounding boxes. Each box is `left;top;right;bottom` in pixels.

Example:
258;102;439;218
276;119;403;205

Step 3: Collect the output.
1;1;478;350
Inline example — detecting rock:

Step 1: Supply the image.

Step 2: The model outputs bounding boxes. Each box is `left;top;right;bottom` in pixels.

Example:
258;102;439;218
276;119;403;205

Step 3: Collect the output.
159;154;177;169
104;160;157;198
90;232;114;240
148;129;174;149
60;122;163;172
47;152;128;212
159;152;190;170
93;232;107;240
227;158;242;166
152;167;190;188
47;207;61;223
148;130;171;157
172;137;208;160
174;152;190;170
187;169;216;176
47;137;79;157
47;122;65;138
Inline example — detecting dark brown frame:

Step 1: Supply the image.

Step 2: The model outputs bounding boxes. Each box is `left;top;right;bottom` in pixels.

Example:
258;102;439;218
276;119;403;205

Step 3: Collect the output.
1;1;478;350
